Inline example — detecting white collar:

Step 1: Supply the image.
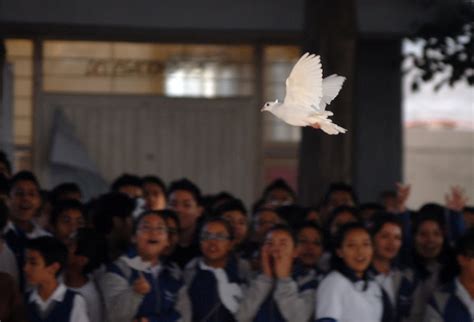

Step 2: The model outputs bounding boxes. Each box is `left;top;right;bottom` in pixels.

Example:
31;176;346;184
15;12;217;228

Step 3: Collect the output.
149;263;162;279
455;278;474;316
3;221;15;235
199;258;224;273
29;283;68;311
198;258;242;314
4;220;50;238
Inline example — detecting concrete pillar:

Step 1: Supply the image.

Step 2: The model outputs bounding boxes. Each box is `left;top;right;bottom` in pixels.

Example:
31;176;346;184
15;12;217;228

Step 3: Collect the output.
298;0;402;205
298;0;357;206
353;38;402;203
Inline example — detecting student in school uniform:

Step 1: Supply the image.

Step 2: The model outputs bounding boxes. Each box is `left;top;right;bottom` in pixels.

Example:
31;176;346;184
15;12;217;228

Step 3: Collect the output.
142;175;167;211
167;178;204;269
50;199;86;247
424;228;474;322
213;198;251;258
368;213;418;322
38;182;83;232
260;178;297;208
184;217;251;322
100;210;189;322
63;228;108;322
236;224;318;322
111;174;144;199
317;206;360;272
246;207;284;270
162;209;181;264
4;171;50;289
0;200;18;281
315;222;388;322
405;213;454;322
91;192;135;262
24;236;89;322
294;222;326;280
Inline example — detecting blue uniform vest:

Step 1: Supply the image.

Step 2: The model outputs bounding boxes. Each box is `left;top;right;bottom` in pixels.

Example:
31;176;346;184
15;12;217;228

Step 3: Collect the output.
188;256;244;322
108;261;182;322
429;282;472;322
26;289;77;322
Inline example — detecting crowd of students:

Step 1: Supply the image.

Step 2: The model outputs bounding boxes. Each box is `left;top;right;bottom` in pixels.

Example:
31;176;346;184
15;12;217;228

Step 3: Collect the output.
0;150;473;322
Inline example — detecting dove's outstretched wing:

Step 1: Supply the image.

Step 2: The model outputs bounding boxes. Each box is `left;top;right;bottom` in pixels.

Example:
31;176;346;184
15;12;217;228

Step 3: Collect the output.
319;74;346;111
283;53;323;110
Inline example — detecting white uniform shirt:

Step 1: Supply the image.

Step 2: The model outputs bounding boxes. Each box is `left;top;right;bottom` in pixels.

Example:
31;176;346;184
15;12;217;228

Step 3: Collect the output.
69;280;103;322
316;270;383;322
374;270;396;306
455;278;474;318
0;239;19;281
29;283;90;322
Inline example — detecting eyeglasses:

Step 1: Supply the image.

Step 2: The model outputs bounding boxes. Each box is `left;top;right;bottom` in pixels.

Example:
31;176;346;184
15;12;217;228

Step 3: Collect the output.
200;232;231;241
137;226;167;234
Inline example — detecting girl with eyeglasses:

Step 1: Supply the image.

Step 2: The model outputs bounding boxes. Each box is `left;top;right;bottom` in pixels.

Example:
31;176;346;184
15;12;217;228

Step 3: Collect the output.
184;217;251;322
99;210;189;322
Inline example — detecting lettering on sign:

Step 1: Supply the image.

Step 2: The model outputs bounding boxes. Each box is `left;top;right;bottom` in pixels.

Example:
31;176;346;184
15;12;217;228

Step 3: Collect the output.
85;59;165;77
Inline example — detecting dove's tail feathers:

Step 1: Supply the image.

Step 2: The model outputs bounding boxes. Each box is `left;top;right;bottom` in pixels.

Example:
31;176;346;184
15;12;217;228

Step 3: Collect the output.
317;121;348;135
320;74;346;109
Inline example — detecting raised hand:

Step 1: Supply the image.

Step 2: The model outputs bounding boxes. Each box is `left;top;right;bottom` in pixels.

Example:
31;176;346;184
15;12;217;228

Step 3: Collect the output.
273;243;294;279
445;186;468;212
132;272;151;295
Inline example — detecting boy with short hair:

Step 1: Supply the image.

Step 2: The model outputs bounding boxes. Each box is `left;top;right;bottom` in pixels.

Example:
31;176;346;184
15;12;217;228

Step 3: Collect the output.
91;192;135;262
0;199;18;280
142;175;167;211
4;171;50;288
167;178;204;268
64;228;107;322
50;199;86;246
24;236;89;322
111;174;143;199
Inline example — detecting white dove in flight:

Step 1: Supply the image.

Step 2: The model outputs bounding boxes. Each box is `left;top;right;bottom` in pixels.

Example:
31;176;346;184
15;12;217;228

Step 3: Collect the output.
261;52;347;135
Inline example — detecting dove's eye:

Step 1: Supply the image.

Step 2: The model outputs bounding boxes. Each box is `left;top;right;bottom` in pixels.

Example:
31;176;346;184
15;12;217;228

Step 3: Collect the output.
266;103;270;107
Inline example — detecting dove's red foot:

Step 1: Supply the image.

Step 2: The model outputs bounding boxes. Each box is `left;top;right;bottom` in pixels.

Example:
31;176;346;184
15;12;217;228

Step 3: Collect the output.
311;123;321;129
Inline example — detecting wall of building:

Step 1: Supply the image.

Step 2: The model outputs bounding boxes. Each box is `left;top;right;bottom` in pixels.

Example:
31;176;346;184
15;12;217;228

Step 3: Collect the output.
404;128;474;209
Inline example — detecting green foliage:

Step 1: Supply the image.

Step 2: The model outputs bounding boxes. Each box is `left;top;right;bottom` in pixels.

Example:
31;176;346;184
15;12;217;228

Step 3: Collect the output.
405;1;473;91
